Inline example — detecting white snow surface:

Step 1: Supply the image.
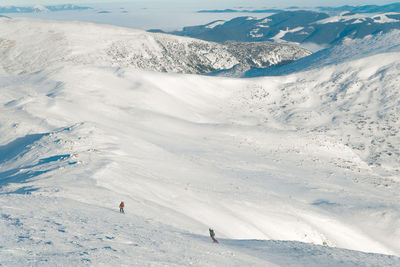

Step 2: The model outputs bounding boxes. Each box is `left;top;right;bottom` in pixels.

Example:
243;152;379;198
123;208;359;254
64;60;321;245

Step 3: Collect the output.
250;28;264;38
316;11;400;24
271;27;305;43
205;20;226;29
0;18;309;76
1;18;400;266
0;18;238;75
256;30;400;75
33;5;50;13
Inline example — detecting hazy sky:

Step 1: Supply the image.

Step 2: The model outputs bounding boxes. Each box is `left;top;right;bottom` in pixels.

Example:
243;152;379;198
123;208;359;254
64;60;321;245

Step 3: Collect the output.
2;0;400;8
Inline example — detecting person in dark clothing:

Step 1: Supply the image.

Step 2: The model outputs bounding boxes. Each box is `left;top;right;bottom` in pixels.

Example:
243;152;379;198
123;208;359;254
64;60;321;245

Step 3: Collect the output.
209;228;219;243
119;201;125;213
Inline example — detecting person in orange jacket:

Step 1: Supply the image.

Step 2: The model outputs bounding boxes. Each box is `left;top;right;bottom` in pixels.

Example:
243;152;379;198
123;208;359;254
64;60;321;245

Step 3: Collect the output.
119;201;125;213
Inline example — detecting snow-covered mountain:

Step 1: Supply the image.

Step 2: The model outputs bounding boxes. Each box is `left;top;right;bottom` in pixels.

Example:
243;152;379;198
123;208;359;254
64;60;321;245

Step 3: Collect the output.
0;4;90;13
245;30;400;175
1;18;400;265
166;10;400;48
318;3;400;14
198;3;400;15
0;18;309;75
246;29;400;76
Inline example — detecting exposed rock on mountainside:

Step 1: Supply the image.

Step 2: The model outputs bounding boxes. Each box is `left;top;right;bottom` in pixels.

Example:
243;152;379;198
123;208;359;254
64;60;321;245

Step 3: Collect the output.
107;39;310;74
0;18;310;75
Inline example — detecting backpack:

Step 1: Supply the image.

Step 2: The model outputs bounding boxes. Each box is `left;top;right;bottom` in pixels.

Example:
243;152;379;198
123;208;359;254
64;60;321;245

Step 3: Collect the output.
209;229;215;237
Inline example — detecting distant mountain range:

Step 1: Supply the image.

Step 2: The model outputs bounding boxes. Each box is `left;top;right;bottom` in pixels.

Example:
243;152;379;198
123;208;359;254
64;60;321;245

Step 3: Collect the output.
156;10;400;47
317;3;400;13
0;4;90;13
197;8;284;13
197;3;400;14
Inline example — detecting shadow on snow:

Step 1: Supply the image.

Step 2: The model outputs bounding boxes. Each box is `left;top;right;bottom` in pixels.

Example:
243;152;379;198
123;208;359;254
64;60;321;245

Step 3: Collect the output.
0;133;74;194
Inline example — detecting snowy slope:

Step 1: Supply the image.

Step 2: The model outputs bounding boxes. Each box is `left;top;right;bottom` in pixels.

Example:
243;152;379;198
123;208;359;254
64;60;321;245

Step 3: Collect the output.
245;31;400;176
315;11;400;24
0;18;309;76
1;18;400;265
246;30;400;75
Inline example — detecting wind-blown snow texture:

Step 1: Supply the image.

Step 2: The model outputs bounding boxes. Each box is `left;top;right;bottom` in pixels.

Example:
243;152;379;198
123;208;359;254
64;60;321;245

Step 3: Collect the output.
1;18;400;266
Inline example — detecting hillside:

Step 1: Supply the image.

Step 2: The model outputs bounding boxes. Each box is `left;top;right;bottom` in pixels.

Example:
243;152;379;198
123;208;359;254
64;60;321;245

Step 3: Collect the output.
167;10;400;48
246;29;400;76
318;3;400;13
1;18;400;265
0;18;309;76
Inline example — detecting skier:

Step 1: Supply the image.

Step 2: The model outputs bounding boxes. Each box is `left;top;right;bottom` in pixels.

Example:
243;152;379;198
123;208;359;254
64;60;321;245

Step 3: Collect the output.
209;228;219;243
119;201;125;213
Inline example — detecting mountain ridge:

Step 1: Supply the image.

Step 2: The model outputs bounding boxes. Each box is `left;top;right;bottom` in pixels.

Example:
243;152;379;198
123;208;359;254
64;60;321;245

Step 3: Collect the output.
163;10;400;48
0;18;310;75
0;4;91;13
